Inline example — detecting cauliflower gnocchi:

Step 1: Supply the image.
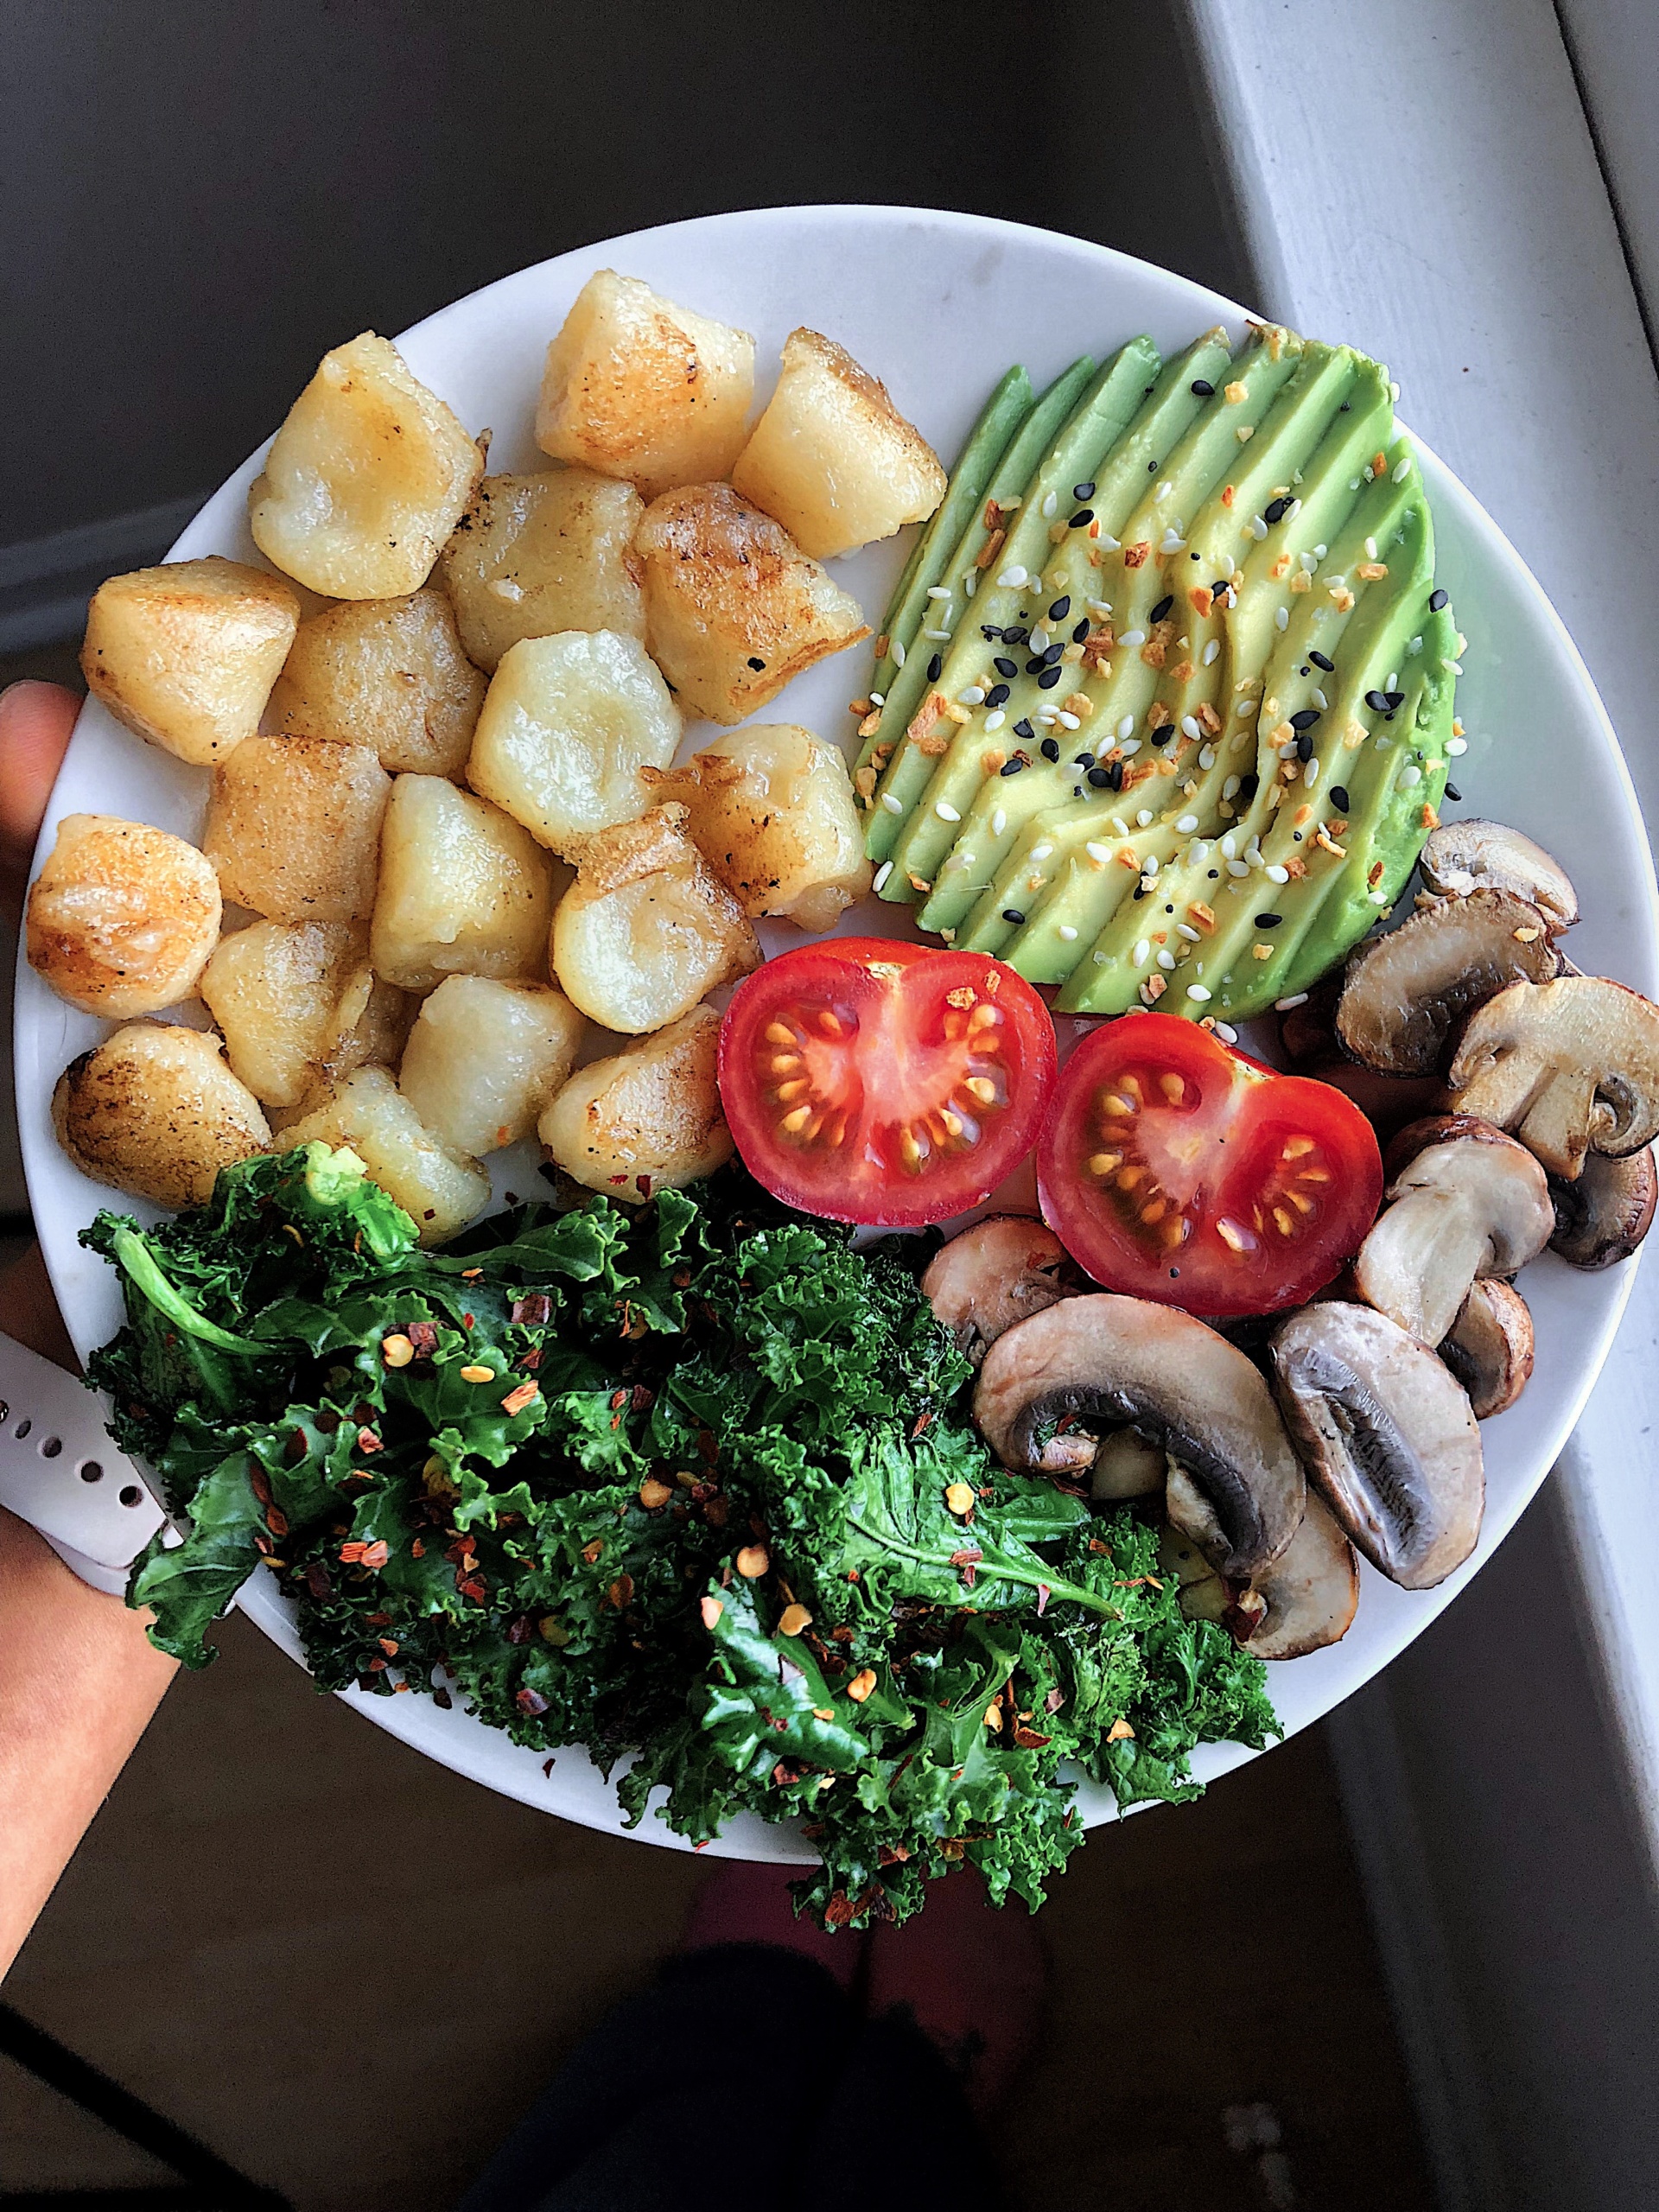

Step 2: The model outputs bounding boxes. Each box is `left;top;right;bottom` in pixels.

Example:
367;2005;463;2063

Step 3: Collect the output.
550;805;760;1033
28;814;221;1018
539;1003;732;1197
467;629;681;854
730;327;944;561
204;734;390;924
80;557;299;766
371;773;556;991
646;723;871;931
535;272;753;499
441;469;645;671
249;333;482;598
53;1023;270;1209
278;1065;489;1244
633;484;868;724
398;976;585;1156
200;919;379;1109
266;588;485;776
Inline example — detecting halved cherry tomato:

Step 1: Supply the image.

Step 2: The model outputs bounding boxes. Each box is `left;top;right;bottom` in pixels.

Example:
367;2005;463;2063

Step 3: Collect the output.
718;938;1056;1226
1038;1014;1382;1315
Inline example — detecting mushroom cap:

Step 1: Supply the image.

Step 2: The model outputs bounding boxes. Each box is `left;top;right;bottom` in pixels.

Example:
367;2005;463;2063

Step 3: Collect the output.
1446;975;1659;1179
1549;1144;1658;1269
1420;818;1580;933
1336;887;1560;1075
920;1214;1074;1365
973;1294;1304;1579
1357;1115;1554;1345
1239;1491;1361;1661
1440;1277;1534;1419
1271;1301;1484;1591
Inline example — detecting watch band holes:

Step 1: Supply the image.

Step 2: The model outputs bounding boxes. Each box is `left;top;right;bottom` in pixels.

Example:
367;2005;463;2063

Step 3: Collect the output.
118;1484;144;1509
79;1460;105;1484
15;1417;30;1439
41;1435;63;1459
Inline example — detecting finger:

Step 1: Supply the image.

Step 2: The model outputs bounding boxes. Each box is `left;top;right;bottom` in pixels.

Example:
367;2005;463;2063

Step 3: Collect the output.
0;681;79;923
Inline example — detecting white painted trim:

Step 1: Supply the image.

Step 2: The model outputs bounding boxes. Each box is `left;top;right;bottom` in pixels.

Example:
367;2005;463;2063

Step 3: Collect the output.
0;493;207;653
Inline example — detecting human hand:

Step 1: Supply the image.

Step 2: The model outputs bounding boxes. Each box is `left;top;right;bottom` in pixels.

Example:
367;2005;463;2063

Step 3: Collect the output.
0;680;79;928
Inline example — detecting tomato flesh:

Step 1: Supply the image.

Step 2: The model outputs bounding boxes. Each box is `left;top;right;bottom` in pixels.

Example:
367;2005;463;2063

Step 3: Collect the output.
1038;1014;1382;1315
719;938;1056;1226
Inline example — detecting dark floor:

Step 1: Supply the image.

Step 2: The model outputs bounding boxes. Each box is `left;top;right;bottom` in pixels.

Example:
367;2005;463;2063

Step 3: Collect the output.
1;1612;1434;2212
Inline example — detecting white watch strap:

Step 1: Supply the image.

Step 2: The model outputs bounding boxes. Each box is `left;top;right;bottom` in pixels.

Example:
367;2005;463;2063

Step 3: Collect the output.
0;1332;167;1585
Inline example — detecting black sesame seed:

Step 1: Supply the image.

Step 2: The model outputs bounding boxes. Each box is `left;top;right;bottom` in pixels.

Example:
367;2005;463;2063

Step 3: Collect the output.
1003;626;1029;647
1164;903;1173;913
1049;595;1071;621
1150;726;1174;747
1207;868;1220;880
1446;781;1462;802
1073;482;1096;501
1002;908;1026;925
1238;772;1260;802
1074;751;1094;768
747;657;766;671
1191;550;1202;561
1429;588;1449;612
994;656;1019;678
985;683;1011;709
1264;495;1291;526
1042;641;1064;665
1024;657;1046;676
1339;400;1351;410
1072;785;1084;797
1149;594;1173;624
1192;378;1215;396
1013;718;1035;740
1072;618;1090;643
1040;737;1060;761
981;624;1005;642
1087;765;1113;788
1134;885;1147;899
1288;708;1320;730
1299;664;1311;677
1329;785;1351;811
1295;732;1313;761
1292;830;1303;842
1000;754;1027;776
1309;650;1334;672
926;652;943;682
1385;690;1406;709
1038;666;1065;690
1255;913;1283;928
1364;689;1390;713
1107;761;1125;791
1147;459;1159;472
1211;579;1232;599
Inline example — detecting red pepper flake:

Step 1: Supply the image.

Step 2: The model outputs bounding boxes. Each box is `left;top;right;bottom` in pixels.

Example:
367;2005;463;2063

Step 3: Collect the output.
608;1389;629;1411
910;1411;933;1440
606;1574;635;1610
410;1538;425;1559
457;1573;487;1601
340;1538;390;1569
266;1507;289;1538
378;1636;399;1657
581;1538;605;1565
517;1346;543;1371
516;1686;550;1716
823;1891;859;1928
499;1381;542;1418
356;1426;383;1455
950;1545;982;1590
1013;1724;1052;1749
248;1466;273;1506
543;1758;556;1777
1036;1582;1051;1617
461;1268;483;1281
878;1843;912;1866
367;1656;387;1673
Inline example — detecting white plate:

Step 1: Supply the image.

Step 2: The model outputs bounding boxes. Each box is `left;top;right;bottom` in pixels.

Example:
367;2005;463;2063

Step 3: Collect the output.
16;206;1657;1863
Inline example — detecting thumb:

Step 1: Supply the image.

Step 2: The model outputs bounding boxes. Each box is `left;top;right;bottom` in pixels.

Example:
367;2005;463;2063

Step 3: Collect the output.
0;681;80;924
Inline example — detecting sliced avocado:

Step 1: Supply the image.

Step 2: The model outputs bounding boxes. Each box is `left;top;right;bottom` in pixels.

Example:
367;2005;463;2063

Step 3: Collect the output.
859;359;1077;780
865;340;1160;872
880;328;1236;904
1056;444;1422;1014
861;364;1033;742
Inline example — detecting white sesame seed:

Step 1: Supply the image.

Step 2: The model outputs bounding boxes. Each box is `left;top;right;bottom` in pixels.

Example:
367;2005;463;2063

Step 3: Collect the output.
873;861;893;890
1086;841;1112;863
1136;808;1154;828
1275;606;1290;632
1058;925;1078;941
1031;842;1054;861
1187;984;1212;1002
1446;736;1468;755
1177;923;1201;942
1249;515;1268;541
1221;833;1237;858
1095;950;1109;963
892;639;906;668
1200;641;1220;671
1220;552;1236;579
1393;455;1413;482
1364;537;1378;562
1155;480;1173;501
963;569;977;596
1143;855;1160;878
1399;763;1423;788
1119;737;1142;757
1180;715;1201;741
881;792;904;813
1198;745;1216;771
996;565;1027;588
1313;688;1328;710
1119;628;1147;649
985;710;1006;732
1223;775;1241;800
1442;658;1465;675
944;851;969;870
1030;626;1050;654
1158;950;1176;970
1176;813;1199;834
926;585;952;601
1236;697;1259;717
1275;993;1309;1011
1042;491;1058;518
1388;671;1399;690
935;801;961;822
991;808;1007;836
869;690;885;706
1058;711;1081;730
922;627;950;642
1263;866;1289;887
1161;531;1185;555
1116;715;1135;741
957;688;985;706
1036;710;1058;727
1305;759;1321;788
1408;635;1423;654
1109;815;1130;836
1371;889;1390;906
1087;598;1113;618
1300;550;1318;575
1227;858;1249;877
